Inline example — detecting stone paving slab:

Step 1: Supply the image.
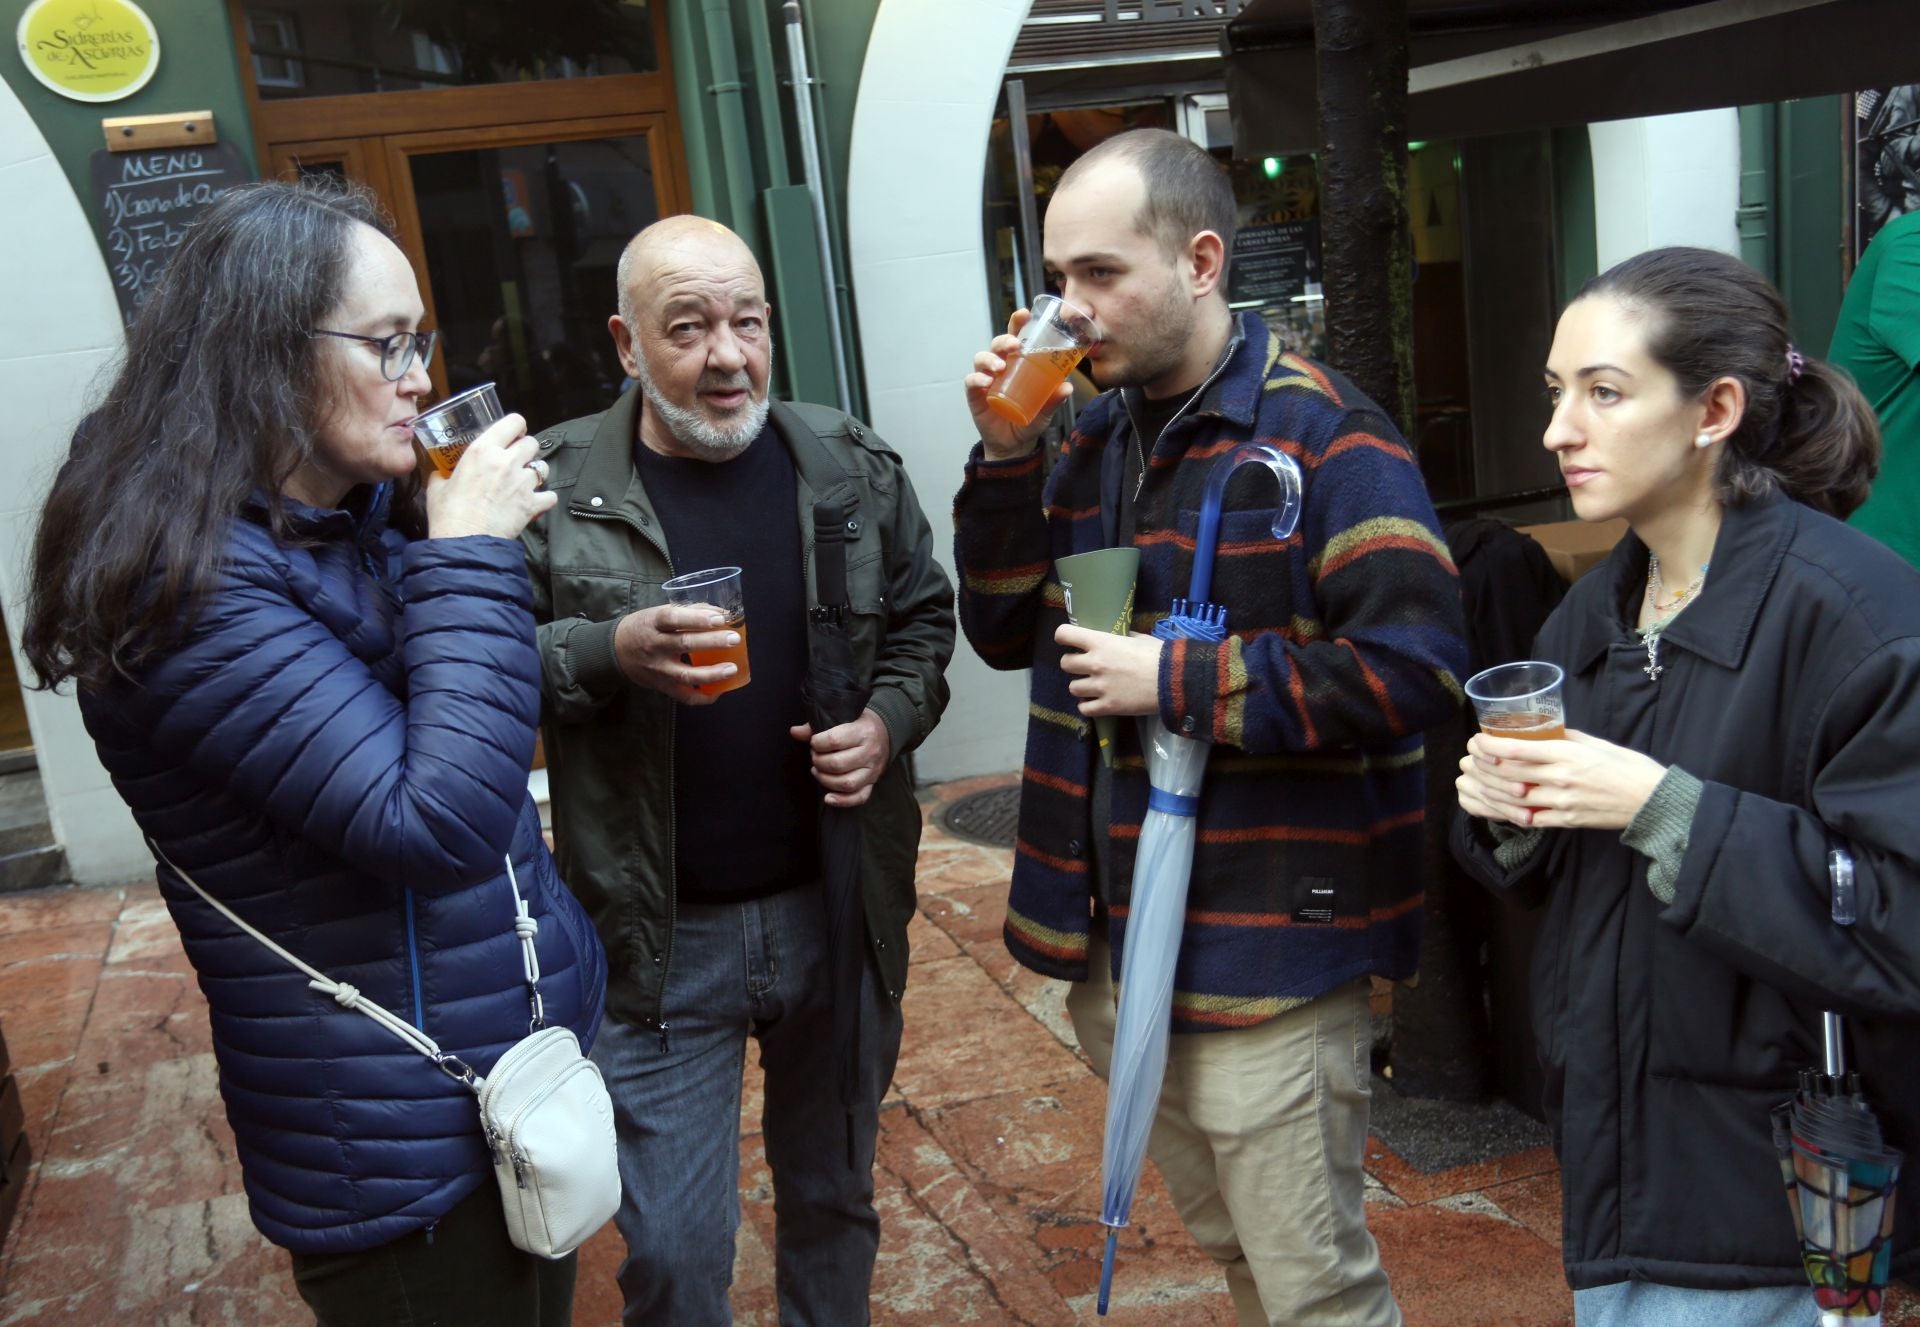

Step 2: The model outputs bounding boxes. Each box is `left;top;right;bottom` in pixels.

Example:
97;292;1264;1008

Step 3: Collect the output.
2;774;1917;1326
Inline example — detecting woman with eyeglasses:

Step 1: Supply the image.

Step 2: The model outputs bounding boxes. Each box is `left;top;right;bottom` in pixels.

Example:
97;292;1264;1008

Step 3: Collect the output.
21;179;605;1325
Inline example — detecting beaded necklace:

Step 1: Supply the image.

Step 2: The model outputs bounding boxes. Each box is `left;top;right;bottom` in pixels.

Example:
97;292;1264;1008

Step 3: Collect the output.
1640;556;1709;682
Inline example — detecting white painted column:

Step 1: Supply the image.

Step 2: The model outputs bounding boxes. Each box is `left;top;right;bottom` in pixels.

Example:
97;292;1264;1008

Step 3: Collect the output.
1589;109;1743;270
0;80;149;883
847;0;1031;782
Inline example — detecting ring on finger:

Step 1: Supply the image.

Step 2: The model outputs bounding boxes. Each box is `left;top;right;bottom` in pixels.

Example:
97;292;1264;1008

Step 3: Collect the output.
526;457;550;485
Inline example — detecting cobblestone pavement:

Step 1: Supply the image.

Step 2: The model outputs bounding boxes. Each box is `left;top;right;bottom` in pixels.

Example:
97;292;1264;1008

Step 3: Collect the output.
1;772;1913;1325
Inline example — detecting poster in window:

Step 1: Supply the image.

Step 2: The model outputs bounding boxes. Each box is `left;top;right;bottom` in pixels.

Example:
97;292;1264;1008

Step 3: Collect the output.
1854;85;1920;258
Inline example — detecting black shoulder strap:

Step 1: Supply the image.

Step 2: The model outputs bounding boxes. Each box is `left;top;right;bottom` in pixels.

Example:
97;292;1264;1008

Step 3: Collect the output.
771;399;860;524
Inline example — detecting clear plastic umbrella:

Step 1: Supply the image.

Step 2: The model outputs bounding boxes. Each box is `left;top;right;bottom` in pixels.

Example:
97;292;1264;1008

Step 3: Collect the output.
1772;850;1905;1326
1096;442;1303;1314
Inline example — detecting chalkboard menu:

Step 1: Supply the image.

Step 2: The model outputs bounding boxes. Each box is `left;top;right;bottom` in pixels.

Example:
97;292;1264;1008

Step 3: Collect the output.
88;141;251;328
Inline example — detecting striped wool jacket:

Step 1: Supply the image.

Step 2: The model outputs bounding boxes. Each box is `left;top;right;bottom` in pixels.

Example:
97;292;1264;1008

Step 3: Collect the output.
953;314;1469;1030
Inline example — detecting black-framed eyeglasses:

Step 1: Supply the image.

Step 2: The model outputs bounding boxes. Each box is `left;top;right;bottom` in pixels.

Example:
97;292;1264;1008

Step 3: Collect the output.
308;328;438;382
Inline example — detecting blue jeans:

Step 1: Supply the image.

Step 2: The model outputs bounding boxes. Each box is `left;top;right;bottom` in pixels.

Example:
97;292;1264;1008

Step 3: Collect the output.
590;884;904;1327
1574;1281;1813;1326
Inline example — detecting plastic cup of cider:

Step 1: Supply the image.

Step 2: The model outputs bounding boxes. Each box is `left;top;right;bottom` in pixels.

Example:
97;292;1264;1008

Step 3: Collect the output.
1464;661;1566;740
663;566;750;696
984;294;1098;428
1465;661;1565;811
412;382;504;478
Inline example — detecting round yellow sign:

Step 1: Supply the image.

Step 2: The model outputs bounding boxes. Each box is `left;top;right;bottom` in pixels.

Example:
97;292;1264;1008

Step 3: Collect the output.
16;0;160;104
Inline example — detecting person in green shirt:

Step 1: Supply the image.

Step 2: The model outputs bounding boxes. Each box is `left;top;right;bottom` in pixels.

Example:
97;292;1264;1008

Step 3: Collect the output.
1830;208;1920;566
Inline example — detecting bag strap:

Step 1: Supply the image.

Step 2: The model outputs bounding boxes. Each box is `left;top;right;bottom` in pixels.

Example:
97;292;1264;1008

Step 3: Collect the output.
150;841;485;1092
505;856;545;1032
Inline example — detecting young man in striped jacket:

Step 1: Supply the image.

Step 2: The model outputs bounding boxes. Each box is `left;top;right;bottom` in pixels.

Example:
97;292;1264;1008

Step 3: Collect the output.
954;129;1468;1326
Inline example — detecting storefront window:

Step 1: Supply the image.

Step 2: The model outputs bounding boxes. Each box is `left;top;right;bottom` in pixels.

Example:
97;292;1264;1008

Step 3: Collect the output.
411;136;659;434
240;0;655;100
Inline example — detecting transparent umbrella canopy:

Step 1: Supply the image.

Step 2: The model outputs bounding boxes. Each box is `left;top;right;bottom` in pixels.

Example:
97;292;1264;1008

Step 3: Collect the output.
1097;442;1303;1314
1772;850;1905;1327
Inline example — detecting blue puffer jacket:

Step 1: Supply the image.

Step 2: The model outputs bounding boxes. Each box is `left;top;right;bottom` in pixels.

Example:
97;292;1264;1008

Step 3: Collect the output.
79;486;606;1255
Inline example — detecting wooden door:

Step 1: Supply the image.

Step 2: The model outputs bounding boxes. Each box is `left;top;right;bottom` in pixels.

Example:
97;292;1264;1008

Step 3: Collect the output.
237;0;689;428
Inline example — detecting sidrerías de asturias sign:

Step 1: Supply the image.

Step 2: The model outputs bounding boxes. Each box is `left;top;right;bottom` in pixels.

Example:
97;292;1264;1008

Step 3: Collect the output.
17;0;160;104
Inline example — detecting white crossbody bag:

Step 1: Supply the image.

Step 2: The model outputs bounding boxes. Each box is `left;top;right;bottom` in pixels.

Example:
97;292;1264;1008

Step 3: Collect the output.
157;846;620;1259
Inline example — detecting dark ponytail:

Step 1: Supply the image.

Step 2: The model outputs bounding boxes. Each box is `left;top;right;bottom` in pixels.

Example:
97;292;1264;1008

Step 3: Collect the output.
1764;358;1880;518
1578;247;1880;519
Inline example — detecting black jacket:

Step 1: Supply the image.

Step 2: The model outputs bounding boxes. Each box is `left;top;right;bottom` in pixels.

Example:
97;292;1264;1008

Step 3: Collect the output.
1453;493;1920;1291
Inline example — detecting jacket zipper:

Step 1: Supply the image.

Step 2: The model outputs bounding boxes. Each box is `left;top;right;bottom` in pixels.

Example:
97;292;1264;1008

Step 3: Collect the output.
403;887;426;1030
1122;348;1237;501
575;502;678;1052
498;1057;594;1188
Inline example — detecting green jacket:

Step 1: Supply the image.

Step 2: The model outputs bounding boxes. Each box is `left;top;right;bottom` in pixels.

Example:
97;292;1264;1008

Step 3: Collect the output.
522;389;955;1037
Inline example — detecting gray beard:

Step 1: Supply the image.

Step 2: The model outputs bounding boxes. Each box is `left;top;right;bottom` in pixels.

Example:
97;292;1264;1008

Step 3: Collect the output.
635;352;773;461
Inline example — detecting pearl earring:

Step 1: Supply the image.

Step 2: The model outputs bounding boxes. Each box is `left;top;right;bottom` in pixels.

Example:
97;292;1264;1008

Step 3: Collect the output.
1694;432;1712;449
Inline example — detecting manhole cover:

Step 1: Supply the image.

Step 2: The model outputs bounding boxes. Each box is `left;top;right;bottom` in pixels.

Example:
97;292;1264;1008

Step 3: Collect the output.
935;786;1020;849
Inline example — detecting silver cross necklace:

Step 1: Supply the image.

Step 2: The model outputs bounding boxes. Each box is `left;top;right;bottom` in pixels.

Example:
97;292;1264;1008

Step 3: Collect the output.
1641;555;1709;682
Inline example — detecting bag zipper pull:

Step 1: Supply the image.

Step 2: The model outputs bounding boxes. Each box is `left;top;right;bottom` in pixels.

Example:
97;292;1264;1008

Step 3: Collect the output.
486;1125;504;1167
511;1147;529;1189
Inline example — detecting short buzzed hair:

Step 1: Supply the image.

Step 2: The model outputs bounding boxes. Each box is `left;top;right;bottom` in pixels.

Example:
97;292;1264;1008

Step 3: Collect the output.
1055;128;1237;265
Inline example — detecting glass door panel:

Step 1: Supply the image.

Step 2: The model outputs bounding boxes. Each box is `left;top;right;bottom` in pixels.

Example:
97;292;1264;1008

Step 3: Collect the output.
392;128;663;434
239;0;657;101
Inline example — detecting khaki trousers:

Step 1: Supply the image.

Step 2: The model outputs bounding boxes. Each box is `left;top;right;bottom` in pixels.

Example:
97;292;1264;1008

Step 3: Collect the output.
1068;935;1401;1327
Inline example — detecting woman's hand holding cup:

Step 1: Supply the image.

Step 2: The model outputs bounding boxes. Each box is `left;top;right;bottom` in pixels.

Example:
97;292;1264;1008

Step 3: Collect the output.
425;412;557;540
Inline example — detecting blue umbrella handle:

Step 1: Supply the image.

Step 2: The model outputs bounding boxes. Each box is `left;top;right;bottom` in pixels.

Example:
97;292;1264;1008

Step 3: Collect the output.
1098;1229;1118;1315
1189;442;1304;605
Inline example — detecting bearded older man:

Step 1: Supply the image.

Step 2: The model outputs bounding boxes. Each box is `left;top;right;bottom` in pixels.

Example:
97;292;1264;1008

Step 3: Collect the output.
520;215;954;1326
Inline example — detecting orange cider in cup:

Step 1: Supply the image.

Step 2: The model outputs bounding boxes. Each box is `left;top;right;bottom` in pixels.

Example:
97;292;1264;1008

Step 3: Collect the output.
984;294;1096;429
422;440;469;478
411;382;502;480
986;345;1090;427
687;618;751;696
1478;710;1565;741
1479;708;1563;811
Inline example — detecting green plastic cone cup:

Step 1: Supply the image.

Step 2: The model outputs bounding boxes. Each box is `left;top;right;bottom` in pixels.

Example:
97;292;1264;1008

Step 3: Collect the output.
1057;548;1140;768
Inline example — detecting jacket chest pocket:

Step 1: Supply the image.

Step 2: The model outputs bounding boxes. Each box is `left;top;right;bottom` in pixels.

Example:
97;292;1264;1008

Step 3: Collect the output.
551;570;643;624
845;550;889;675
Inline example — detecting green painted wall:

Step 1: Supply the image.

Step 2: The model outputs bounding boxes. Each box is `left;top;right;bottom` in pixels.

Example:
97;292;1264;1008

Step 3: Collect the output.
1779;96;1845;355
1552;125;1597;310
665;0;863;409
1738;97;1846;355
0;0;256;227
792;0;876;418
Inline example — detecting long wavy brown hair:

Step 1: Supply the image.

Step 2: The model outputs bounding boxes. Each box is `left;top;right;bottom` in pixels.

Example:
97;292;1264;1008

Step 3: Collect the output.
23;178;425;692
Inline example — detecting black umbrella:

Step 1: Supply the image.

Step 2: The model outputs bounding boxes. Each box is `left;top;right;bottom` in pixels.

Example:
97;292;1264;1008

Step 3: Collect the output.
1771;849;1905;1326
804;496;870;1167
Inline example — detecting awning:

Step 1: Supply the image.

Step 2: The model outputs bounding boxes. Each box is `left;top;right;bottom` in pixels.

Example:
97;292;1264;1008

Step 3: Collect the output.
1223;0;1920;157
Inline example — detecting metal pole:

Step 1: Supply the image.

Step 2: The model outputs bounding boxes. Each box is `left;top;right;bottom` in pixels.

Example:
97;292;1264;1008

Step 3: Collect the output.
782;1;852;413
700;0;763;255
1005;79;1046;314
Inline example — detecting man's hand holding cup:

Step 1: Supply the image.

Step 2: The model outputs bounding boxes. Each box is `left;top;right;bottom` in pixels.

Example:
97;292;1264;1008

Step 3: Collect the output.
965;296;1097;461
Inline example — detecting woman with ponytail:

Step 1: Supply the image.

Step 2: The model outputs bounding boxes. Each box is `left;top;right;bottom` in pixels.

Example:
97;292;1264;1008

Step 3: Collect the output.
1451;247;1920;1325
